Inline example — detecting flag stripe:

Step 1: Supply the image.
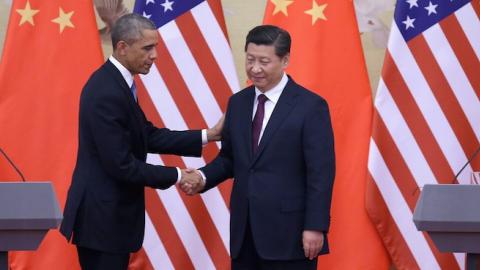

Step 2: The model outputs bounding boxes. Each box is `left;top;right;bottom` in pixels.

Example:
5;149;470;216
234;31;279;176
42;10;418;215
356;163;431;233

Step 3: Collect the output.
176;12;232;112
366;176;420;270
441;14;480;99
371;110;419;210
158;21;223;127
375;80;438;187
128;1;237;268
139;63;231;247
456;4;480;60
137;76;230;269
368;139;442;270
152;37;210;130
425;22;480;139
157;185;215;270
148;36;233;204
382;53;457;184
373;101;461;270
205;0;228;39
377;66;462;270
160;154;230;270
409;33;480;159
388;24;469;182
470;1;480;21
426;22;480;127
144;213;175;270
192;1;240;95
145;188;195;270
368;2;477;269
147;155;216;270
138;65;231;257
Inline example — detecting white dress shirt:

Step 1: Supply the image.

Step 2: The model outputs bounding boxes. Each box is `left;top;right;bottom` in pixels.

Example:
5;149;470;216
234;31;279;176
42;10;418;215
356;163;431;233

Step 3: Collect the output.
252;72;288;144
198;73;289;183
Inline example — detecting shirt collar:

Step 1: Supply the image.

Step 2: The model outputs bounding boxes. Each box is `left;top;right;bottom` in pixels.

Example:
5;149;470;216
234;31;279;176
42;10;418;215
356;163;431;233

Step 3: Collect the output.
254;73;288;104
109;55;134;88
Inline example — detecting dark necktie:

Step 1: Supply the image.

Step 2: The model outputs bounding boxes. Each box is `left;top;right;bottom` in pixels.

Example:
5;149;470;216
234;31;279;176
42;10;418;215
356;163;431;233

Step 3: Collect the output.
252;94;268;153
131;81;137;102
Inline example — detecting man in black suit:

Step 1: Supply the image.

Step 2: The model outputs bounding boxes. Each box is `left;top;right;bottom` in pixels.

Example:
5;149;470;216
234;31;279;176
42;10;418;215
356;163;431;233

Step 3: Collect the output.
60;13;222;270
182;25;335;270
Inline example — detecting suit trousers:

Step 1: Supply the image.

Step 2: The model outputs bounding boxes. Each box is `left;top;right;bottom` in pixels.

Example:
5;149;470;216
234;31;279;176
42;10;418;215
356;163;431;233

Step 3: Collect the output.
232;217;317;270
77;245;129;270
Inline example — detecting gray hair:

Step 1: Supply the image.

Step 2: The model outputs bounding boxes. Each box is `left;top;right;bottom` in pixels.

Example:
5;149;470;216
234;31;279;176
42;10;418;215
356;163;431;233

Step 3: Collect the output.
111;13;156;49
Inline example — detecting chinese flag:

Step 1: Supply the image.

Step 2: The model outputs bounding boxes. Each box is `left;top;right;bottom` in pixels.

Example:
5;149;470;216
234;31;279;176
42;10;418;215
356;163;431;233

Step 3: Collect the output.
0;0;103;269
264;1;390;269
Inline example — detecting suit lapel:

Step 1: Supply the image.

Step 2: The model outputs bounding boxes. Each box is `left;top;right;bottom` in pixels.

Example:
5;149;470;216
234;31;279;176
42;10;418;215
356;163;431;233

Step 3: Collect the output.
239;87;256;161
105;61;148;150
251;80;298;166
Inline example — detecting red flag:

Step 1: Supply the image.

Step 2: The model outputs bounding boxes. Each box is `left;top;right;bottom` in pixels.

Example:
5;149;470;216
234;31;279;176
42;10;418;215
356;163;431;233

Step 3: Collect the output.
263;1;390;269
367;0;480;269
0;0;103;269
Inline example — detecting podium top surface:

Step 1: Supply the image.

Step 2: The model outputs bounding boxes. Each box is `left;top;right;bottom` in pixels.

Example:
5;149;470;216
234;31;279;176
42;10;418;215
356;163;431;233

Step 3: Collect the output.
0;182;62;229
413;184;480;232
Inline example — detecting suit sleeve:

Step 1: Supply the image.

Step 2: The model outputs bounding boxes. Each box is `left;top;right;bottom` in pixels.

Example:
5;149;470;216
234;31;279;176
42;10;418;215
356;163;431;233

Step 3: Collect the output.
86;92;178;189
201;99;234;190
303;98;335;232
144;120;202;157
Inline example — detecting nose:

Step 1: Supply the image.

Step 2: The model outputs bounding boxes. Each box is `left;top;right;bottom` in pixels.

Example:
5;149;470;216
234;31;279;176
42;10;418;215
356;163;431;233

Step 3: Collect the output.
251;62;262;73
150;49;157;60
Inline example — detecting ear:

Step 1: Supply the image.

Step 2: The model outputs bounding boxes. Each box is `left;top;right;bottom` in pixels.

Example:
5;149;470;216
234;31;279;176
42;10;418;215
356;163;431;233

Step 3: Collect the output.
282;53;290;68
116;41;129;56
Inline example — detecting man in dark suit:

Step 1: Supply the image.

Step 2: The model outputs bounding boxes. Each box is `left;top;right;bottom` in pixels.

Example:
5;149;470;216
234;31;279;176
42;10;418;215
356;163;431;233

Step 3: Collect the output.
182;25;335;270
60;14;222;270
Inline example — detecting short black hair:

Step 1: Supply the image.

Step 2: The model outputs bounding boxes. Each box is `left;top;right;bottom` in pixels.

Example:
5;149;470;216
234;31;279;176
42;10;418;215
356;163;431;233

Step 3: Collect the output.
245;25;291;57
111;13;156;49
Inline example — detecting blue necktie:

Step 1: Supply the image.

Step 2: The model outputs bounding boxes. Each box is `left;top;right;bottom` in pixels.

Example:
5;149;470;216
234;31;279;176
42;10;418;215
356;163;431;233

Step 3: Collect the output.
130;81;137;102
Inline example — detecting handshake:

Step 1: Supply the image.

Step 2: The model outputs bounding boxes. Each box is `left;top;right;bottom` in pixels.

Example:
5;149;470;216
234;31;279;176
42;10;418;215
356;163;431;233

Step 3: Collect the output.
178;168;205;195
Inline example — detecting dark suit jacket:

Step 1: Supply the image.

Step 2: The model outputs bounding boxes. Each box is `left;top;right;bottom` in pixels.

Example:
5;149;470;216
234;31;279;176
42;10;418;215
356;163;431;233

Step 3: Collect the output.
60;60;202;253
202;77;335;260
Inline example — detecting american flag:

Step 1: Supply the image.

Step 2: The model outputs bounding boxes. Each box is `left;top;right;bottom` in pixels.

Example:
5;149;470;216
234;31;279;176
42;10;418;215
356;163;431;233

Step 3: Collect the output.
367;0;480;269
132;0;239;269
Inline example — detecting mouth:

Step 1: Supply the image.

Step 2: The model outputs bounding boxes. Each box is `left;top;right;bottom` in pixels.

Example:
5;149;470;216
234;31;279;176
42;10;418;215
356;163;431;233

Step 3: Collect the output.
250;76;265;81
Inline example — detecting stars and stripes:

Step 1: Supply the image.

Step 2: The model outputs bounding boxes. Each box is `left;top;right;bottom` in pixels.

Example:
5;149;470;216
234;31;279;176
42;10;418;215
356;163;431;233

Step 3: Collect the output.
367;0;480;269
132;0;239;269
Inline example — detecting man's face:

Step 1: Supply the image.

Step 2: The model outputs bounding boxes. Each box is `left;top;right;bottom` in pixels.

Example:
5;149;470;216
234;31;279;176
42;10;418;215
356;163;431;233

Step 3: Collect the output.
245;43;289;92
123;29;158;75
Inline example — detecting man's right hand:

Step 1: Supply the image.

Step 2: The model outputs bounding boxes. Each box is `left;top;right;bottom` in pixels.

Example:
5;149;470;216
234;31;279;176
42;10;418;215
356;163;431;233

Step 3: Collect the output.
179;168;205;195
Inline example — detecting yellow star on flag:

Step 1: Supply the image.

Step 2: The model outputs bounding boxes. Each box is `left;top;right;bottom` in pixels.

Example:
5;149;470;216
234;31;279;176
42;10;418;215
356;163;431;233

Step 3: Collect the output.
16;1;40;26
305;0;327;25
271;0;294;16
51;8;75;33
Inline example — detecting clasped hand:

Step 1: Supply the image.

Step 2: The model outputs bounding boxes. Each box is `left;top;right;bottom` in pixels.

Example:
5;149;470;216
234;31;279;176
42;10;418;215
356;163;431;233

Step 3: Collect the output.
179;168;205;195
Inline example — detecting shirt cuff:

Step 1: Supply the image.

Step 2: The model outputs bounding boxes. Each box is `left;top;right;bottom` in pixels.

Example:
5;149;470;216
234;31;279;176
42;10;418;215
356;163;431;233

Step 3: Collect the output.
201;129;208;145
176;167;182;183
198;170;207;185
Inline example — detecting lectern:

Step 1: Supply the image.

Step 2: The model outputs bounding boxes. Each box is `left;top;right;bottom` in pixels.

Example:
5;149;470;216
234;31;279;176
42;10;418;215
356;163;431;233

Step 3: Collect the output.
0;182;63;270
413;184;480;270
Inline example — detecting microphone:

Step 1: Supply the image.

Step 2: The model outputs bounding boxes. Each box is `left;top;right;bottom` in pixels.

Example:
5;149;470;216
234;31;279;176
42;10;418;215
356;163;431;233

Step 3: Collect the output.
451;145;480;184
0;147;26;182
413;145;480;196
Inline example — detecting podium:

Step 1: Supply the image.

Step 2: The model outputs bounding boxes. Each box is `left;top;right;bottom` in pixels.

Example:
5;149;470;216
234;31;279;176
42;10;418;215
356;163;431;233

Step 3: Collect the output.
0;182;63;270
413;184;480;270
